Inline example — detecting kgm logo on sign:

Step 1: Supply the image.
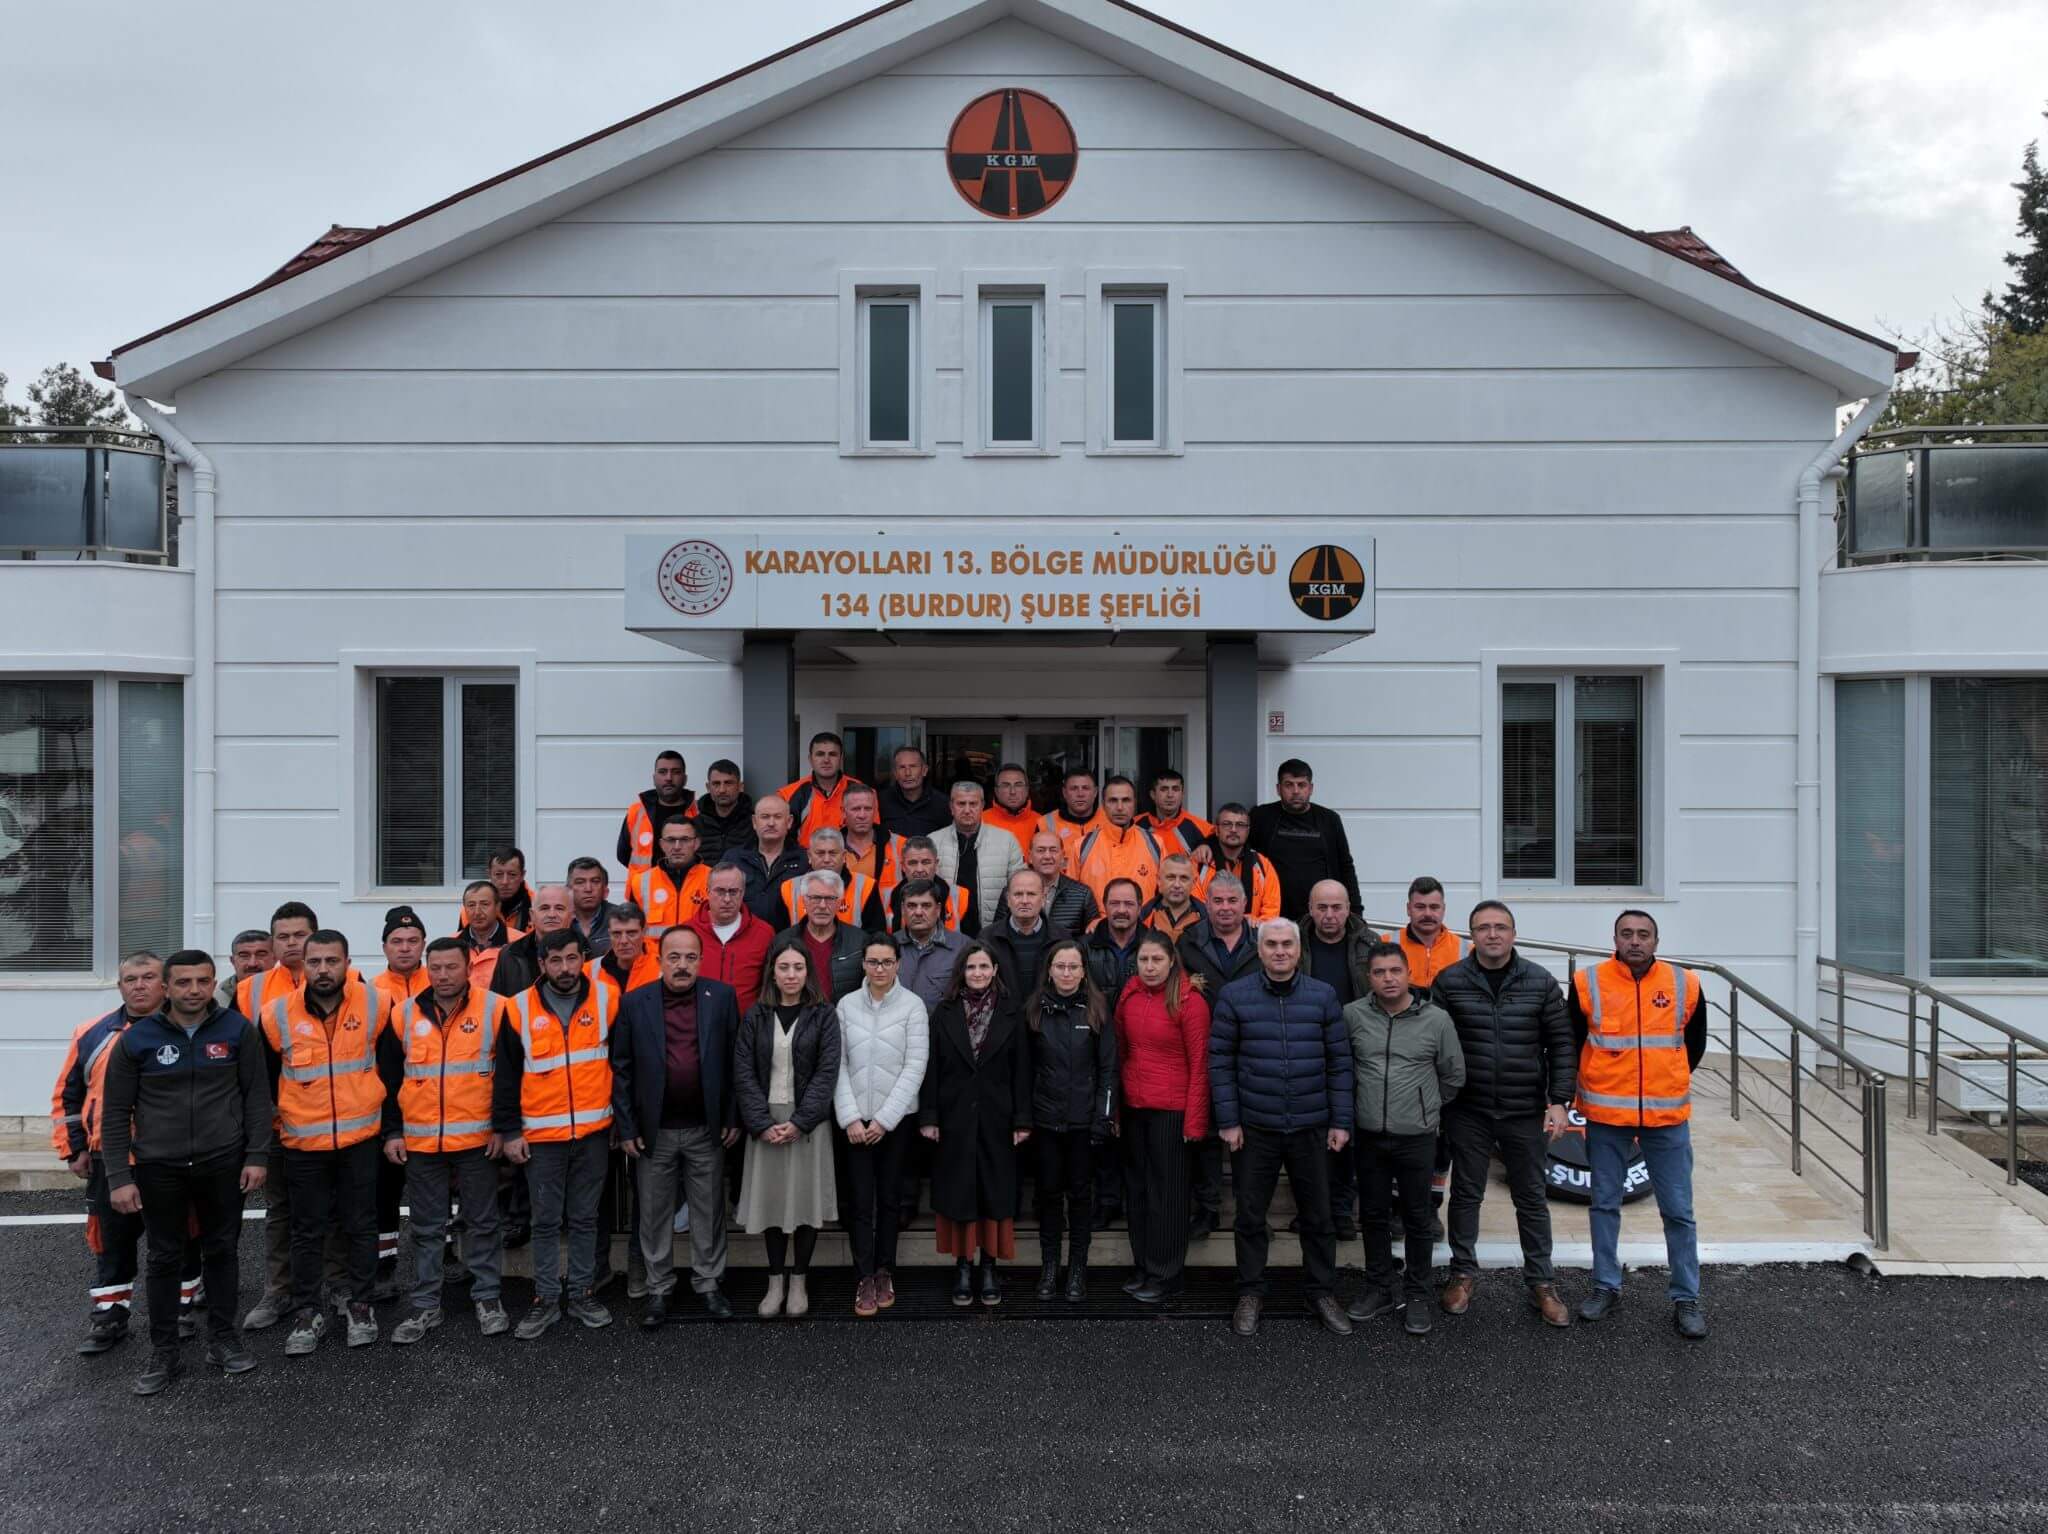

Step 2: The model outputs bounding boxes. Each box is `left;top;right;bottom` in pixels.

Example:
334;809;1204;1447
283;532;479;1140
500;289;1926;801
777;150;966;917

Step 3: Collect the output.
1287;546;1366;622
946;89;1077;218
658;540;735;617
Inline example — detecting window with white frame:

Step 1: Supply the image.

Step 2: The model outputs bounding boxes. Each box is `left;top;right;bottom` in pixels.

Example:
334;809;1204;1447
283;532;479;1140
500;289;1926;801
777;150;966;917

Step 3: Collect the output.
1836;675;2048;978
0;675;183;974
1502;673;1644;887
980;292;1044;449
374;674;515;889
1105;292;1164;447
858;292;918;449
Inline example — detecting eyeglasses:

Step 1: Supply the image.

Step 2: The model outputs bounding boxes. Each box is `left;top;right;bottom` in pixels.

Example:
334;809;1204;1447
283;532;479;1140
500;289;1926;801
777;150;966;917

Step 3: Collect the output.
863;956;898;967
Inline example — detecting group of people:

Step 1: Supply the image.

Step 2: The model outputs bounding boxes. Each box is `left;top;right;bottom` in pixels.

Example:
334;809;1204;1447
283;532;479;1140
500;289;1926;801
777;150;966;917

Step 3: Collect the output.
52;740;1712;1399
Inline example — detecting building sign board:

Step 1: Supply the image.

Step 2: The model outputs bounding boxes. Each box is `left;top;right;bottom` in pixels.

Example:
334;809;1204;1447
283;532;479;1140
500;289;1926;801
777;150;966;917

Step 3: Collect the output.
626;527;1374;643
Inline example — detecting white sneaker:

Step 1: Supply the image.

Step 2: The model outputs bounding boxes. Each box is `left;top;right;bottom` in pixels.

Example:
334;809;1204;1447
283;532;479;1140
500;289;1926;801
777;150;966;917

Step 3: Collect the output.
672;1206;691;1234
785;1274;809;1319
757;1274;785;1319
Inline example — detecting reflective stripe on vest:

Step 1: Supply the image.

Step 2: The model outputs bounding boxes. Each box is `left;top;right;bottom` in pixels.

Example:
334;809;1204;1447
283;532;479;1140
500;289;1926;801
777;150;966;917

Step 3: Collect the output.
404;1118;493;1140
268;986;387;1148
510;986;615;1140
1577;959;1696;1128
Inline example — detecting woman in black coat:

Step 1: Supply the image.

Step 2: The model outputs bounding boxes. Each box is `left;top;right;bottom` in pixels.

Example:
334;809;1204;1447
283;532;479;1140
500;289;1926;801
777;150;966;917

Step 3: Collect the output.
733;942;843;1320
919;941;1033;1308
1027;938;1116;1303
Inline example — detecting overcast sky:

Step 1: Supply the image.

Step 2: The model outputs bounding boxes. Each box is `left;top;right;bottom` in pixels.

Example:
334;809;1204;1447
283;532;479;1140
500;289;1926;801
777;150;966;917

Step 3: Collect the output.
4;0;2043;397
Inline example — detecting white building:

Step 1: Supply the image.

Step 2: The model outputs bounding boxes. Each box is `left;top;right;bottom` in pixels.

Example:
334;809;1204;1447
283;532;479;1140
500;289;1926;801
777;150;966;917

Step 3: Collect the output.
10;0;2039;1116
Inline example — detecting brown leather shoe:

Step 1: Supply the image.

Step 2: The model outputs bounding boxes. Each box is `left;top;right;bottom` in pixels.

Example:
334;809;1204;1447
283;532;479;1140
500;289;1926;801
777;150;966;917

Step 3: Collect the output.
1440;1273;1476;1315
1232;1296;1261;1337
1529;1283;1571;1328
1312;1296;1353;1337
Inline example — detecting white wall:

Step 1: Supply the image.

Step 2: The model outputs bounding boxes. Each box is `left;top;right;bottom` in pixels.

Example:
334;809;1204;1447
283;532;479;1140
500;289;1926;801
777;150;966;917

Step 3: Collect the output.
2;17;1846;1110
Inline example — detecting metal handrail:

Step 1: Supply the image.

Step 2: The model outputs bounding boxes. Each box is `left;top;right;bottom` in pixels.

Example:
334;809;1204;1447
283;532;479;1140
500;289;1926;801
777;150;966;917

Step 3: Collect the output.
1376;922;1889;1246
1820;956;2046;1187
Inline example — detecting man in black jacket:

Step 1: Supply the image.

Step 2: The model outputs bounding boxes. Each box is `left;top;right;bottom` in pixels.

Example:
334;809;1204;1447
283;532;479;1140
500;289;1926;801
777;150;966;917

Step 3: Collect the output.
489;883;574;998
1248;758;1360;919
1179;873;1260;1238
730;796;809;924
1430;899;1575;1328
101;950;272;1395
690;759;755;865
877;744;951;837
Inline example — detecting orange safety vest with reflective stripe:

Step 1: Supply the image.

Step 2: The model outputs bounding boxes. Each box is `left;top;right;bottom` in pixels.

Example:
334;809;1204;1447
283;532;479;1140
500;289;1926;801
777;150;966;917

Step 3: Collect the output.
586;946;661;1004
1072;822;1163;906
780;776;861;845
264;979;391;1152
1140;811;1213;857
628;862;710;934
1573;957;1702;1129
237;963;302;1023
886;882;970;933
505;983;616;1142
49;1010;126;1157
394;988;502;1154
372;967;430;1008
983;803;1040;859
1040;807;1105;865
1398;927;1465;989
1193;851;1282;923
780;871;878;929
623;796;698;872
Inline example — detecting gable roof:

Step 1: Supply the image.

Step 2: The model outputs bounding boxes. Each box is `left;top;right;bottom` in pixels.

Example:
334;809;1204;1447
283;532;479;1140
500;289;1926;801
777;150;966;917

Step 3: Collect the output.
105;0;1900;400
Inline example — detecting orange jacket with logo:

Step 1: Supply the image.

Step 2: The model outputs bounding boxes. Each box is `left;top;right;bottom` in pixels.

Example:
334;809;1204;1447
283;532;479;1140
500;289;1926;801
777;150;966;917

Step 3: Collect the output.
586;945;661;1004
1040;807;1106;865
390;987;503;1154
628;862;710;933
1140;810;1213;858
1072;821;1164;906
499;982;616;1143
237;963;302;1023
1573;957;1703;1129
263;979;394;1151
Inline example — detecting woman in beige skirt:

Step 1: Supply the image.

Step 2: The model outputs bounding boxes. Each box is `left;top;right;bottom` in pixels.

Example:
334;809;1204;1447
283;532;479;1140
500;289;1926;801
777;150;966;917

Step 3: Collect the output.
735;940;843;1318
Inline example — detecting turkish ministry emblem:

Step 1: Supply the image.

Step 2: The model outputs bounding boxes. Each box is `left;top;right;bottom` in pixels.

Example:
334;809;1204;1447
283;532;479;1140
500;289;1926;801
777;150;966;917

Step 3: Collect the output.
154;1044;181;1066
658;540;735;617
947;89;1077;218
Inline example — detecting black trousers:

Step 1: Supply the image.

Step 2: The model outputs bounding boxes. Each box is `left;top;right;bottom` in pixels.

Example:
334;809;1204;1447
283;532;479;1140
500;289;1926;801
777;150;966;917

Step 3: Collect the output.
844;1125;912;1278
285;1139;379;1312
1189;1133;1224;1218
1356;1130;1437;1296
1034;1128;1095;1264
1232;1125;1337;1299
85;1155;200;1321
1327;1144;1357;1226
1443;1106;1555;1284
132;1155;245;1349
1124;1108;1193;1294
375;1150;403;1275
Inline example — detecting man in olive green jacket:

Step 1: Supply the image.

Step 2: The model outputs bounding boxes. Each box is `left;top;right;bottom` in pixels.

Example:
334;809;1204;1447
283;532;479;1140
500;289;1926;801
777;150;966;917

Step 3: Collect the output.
1342;941;1464;1333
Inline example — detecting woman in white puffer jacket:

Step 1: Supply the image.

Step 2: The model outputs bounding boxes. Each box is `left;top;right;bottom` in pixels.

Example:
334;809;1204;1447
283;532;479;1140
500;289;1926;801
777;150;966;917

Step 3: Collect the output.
835;933;930;1317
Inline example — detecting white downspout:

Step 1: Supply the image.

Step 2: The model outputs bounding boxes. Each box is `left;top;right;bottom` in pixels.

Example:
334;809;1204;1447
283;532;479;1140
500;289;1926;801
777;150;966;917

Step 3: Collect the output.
124;396;218;962
1796;388;1889;1026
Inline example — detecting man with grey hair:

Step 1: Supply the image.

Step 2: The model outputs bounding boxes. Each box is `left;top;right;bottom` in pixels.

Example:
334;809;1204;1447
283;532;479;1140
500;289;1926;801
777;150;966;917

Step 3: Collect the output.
776;827;883;932
1209;916;1355;1338
790;869;867;1000
931;780;1023;938
489;883;575;999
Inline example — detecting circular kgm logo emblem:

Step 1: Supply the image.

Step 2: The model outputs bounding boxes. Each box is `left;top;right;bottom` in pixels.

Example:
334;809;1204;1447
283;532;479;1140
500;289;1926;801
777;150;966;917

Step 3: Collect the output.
946;88;1077;219
657;539;734;617
1287;545;1366;622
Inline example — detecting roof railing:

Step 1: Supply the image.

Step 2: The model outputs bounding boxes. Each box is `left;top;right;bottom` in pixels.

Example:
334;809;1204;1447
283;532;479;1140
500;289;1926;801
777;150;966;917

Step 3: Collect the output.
1840;426;2048;565
0;424;170;563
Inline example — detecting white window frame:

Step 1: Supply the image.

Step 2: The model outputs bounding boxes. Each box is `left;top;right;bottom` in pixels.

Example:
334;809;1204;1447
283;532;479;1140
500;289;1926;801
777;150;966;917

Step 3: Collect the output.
1481;649;1676;899
340;649;536;903
855;293;920;451
1084;267;1184;456
0;671;185;983
838;270;935;457
1103;294;1165;448
963;269;1057;457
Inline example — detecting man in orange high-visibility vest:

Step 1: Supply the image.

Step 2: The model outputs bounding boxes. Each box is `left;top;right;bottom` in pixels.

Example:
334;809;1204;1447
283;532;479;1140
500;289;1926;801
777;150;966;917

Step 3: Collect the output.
1569;909;1708;1340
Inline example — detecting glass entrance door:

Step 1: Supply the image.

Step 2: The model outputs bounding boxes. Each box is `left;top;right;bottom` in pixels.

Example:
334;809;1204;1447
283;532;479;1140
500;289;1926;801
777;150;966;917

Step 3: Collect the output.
845;716;1186;813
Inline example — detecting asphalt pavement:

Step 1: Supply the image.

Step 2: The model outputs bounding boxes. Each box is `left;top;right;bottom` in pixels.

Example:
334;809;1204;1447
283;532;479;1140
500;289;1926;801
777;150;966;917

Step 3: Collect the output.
3;1197;2046;1533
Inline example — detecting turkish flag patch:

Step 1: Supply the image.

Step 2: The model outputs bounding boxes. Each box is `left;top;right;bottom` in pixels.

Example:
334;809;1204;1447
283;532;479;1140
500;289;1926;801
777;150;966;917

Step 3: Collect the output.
204;1042;231;1060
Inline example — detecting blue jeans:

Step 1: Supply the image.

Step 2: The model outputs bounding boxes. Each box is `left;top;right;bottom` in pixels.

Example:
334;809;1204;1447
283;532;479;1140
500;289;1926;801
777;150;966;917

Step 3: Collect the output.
1587;1120;1699;1304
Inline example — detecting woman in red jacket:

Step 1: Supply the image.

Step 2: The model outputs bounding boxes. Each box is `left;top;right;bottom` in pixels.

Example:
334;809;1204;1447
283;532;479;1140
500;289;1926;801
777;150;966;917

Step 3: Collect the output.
1114;929;1210;1304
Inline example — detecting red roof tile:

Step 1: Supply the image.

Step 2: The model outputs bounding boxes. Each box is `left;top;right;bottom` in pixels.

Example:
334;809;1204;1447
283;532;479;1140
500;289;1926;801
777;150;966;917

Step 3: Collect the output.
269;224;379;282
1641;226;1744;282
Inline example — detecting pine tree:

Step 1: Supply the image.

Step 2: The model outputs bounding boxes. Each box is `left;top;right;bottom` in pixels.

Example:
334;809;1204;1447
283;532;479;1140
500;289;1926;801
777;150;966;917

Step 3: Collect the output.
1985;109;2048;336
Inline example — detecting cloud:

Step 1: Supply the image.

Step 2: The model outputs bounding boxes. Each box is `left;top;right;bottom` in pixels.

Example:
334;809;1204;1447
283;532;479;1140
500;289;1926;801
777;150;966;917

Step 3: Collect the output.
3;0;2041;386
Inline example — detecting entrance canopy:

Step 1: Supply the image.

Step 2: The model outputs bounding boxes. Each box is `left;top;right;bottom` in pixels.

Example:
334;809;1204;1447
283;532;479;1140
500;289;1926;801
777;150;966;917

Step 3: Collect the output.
622;523;1376;664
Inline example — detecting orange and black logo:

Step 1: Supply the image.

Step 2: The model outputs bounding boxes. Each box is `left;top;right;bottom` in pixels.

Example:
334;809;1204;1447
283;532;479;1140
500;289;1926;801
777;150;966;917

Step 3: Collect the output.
947;89;1077;219
1287;545;1366;621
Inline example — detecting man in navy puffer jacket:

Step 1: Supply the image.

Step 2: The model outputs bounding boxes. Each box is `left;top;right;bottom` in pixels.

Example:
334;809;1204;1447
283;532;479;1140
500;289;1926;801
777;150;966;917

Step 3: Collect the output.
1210;919;1354;1338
